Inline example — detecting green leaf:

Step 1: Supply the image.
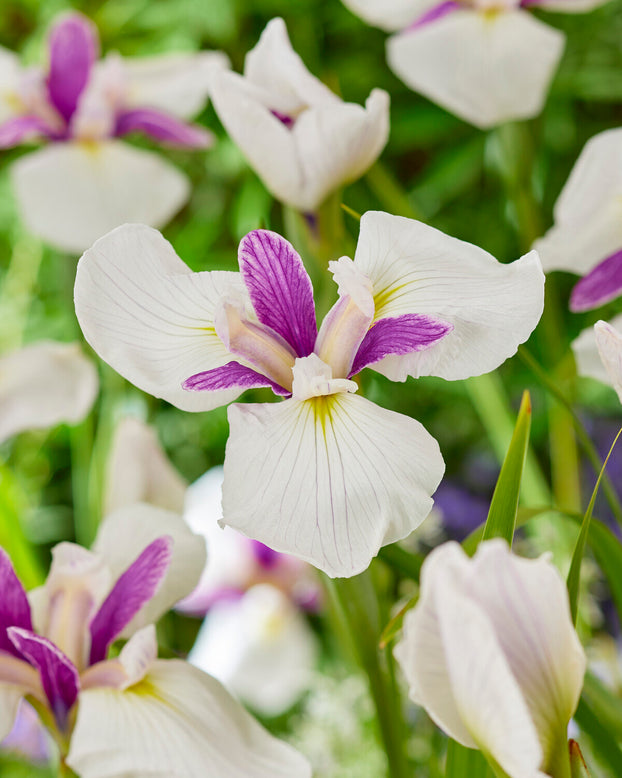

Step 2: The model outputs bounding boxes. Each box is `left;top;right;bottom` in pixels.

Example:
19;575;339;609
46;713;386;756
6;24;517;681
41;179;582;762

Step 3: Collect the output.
379;594;417;649
574;698;622;776
445;741;494;778
580;672;622;743
481;390;532;545
567;427;622;625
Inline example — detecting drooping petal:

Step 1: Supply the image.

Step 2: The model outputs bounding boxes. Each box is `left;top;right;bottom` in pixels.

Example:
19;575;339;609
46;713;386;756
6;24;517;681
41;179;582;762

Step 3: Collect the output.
81;625;158;692
89;537;173;665
46;13;99;123
67;659;312;777
353;211;544;381
350;314;452;376
222;368;445;577
534;128;622;275
92;504;206;634
104;417;187;516
523;0;609;11
75;222;244;412
0;549;33;659
387;9;564;129
8;628;79;730
341;0;439;31
569;249;622;312
122;51;230;119
0;115;57;148
238;230;316;356
12;140;190;254
0;48;23;124
183;361;290;396
114;108;213;148
583;320;622;404
189;584;317;716
0;341;98;444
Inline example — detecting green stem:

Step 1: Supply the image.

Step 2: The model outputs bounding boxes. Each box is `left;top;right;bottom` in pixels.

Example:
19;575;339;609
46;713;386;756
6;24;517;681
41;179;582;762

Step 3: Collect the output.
0;233;43;351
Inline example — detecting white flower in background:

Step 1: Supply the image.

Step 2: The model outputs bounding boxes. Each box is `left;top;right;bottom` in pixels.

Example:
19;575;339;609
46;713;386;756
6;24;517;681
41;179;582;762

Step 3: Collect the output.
0;12;228;253
535;128;622;312
210;17;389;212
0;504;311;777
394;540;586;778
75;213;544;577
0;340;98;443
342;0;605;129
572;318;622;402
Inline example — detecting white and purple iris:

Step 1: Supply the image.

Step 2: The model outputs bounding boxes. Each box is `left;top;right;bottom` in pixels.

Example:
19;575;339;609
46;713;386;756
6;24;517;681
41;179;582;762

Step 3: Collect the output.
74;211;544;577
0;505;310;777
342;0;605;128
0;12;227;253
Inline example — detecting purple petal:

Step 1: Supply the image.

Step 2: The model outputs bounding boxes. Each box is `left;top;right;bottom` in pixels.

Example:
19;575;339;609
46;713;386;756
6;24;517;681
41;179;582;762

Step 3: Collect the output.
183;361;290;396
46;13;98;123
0;116;57;149
88;537;172;665
406;1;460;31
115;108;211;149
570;249;622;312
350;314;453;377
250;540;280;569
238;230;317;357
7;628;79;730
0;549;33;660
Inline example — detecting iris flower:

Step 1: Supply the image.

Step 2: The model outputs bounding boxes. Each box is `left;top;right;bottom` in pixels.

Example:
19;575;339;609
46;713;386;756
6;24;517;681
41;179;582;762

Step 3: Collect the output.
0;504;310;776
0;12;227;253
572;317;622;401
342;0;605;128
74;211;544;577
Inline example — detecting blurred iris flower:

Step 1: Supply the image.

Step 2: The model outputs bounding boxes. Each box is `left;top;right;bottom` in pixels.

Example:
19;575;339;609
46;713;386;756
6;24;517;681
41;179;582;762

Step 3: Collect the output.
342;0;606;128
0;504;310;777
573;319;622;403
74;211;544;577
210;18;389;212
394;540;586;778
0;12;227;253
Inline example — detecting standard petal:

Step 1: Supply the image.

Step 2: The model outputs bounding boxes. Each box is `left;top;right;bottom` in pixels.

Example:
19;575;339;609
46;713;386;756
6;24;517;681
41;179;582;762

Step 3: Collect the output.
569;249;622;312
114;108;213;148
0;115;57;148
387;10;564;128
67;659;312;778
534;128;622;275
92;504;206;634
353;211;544;381
75;222;244;412
189;584;317;716
222;391;444;577
0;341;98;444
341;0;439;31
0;549;33;659
104;417;187;516
183;361;290;396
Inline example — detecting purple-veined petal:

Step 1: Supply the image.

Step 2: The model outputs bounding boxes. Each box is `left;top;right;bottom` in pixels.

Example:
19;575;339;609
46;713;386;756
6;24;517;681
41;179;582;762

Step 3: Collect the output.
12;141;190;254
0;115;57;148
67;659;311;778
350;314;452;377
8;628;79;730
115;108;212;148
0;550;32;660
570;248;622;312
46;13;99;123
222;387;445;578
183;361;290;396
89;537;173;665
408;1;460;30
238;230;317;357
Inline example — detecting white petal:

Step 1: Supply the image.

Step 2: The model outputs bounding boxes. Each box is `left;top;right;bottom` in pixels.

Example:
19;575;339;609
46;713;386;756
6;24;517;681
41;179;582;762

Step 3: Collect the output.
387;10;564;129
534;128;622;274
571;317;622;388
122;51;230;119
92;503;206;633
75;222;245;412
530;0;609;11
67;659;312;778
0;340;98;443
0;47;23;123
341;0;437;31
0;686;26;741
189;584;317;716
353;211;544;381
580;319;622;401
222;392;444;578
104;417;187;515
11;140;190;254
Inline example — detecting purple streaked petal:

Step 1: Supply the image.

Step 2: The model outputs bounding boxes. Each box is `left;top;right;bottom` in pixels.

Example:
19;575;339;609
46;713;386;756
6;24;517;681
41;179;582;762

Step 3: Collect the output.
238;230;317;357
406;1;461;32
7;628;79;730
570;249;622;312
350;314;453;377
183;361;290;397
46;14;98;123
88;537;173;665
114;108;212;149
0;116;57;149
0;550;32;660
